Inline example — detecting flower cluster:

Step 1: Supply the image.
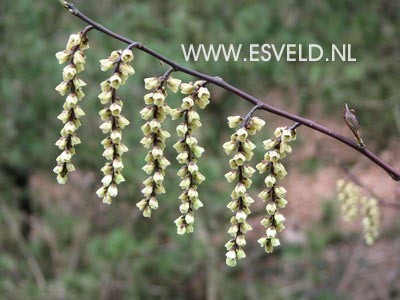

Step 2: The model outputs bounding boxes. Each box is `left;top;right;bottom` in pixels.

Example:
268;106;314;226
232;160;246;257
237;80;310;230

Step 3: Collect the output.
223;115;265;267
54;31;90;184
336;179;360;221
256;126;296;253
95;49;134;204
361;197;380;245
171;81;210;234
136;76;179;217
336;179;380;245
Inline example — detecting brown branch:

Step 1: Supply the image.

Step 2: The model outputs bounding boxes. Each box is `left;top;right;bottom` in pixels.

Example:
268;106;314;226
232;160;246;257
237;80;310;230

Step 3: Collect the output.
59;1;400;181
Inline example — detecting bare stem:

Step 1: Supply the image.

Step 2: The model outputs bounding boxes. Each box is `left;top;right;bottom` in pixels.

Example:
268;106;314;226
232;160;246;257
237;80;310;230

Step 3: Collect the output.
60;3;400;181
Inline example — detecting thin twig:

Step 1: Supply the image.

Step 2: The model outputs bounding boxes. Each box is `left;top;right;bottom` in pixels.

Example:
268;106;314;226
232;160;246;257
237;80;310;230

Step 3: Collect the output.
0;197;47;289
289;122;301;131
160;67;175;81
241;104;262;127
59;2;400;181
336;238;363;293
341;164;400;209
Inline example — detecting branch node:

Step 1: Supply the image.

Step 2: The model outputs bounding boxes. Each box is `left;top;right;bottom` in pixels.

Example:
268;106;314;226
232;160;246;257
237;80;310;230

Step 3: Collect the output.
242;104;262;127
81;25;94;36
161;67;175;81
290;122;301;131
127;42;142;50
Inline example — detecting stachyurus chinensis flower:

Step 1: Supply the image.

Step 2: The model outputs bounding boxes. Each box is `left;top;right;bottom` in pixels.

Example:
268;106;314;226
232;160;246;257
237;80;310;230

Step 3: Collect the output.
171;80;209;234
223;113;265;266
256;126;296;254
336;179;380;245
96;48;134;204
136;75;175;217
54;29;91;184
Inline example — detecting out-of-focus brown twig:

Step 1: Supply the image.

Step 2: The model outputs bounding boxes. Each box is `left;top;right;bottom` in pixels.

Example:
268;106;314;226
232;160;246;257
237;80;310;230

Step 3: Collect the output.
0;197;47;289
341;165;400;210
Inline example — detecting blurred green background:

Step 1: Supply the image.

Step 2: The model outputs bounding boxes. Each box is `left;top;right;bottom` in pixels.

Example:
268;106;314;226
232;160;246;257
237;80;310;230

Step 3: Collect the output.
1;0;400;299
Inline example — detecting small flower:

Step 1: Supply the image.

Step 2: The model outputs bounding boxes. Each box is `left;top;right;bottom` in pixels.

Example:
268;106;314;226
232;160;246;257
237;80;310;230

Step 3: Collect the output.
100;59;114;71
121;49;134;62
66;33;81;51
55;50;71;64
227;116;243;128
166;77;182;93
109;73;122;89
62;64;77;81
196;87;210;109
144;77;160;90
180;82;194;94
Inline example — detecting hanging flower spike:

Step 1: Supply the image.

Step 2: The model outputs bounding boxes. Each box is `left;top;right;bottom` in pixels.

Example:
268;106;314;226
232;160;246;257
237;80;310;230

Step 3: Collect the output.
54;28;91;184
96;48;134;204
336;179;360;221
336;179;380;245
361;197;380;245
136;74;175;217
223;112;265;267
256;126;296;254
171;80;209;235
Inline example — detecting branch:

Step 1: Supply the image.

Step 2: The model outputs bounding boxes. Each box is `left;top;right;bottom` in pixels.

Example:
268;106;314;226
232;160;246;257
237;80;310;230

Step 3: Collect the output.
59;2;400;181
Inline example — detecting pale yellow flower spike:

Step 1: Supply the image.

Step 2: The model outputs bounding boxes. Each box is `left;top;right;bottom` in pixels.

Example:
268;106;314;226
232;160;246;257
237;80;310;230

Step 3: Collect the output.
137;75;176;217
96;48;134;204
173;80;208;235
256;126;296;254
54;30;90;185
224;113;265;267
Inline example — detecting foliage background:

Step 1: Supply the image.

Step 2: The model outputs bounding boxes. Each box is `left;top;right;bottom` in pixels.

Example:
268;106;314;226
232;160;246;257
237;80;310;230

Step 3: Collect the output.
1;0;399;299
